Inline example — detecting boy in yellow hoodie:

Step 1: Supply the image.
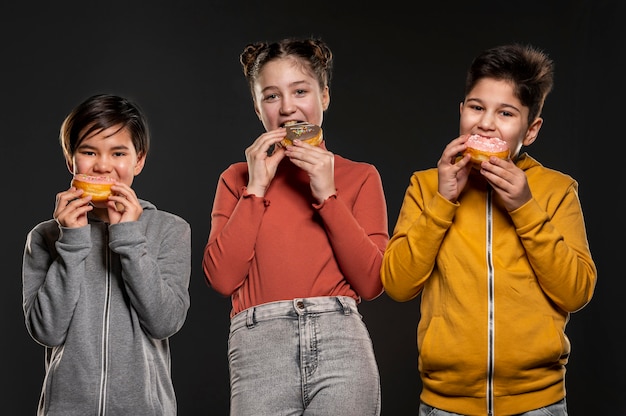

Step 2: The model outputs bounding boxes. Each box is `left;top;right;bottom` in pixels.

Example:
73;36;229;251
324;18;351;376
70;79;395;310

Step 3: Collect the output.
381;44;597;416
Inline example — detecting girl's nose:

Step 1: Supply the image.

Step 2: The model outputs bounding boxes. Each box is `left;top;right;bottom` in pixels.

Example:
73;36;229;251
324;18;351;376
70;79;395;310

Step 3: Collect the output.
280;99;296;115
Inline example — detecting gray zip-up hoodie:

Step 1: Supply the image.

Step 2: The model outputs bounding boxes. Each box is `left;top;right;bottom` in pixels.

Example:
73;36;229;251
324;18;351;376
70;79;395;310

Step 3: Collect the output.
22;200;191;416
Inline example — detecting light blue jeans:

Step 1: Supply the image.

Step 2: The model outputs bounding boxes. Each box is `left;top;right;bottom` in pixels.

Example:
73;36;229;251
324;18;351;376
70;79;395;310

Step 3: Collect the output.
418;398;568;415
228;296;381;416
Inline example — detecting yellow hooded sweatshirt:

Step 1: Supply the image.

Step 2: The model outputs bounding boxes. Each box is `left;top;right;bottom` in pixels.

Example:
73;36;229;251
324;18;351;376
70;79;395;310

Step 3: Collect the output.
381;153;597;416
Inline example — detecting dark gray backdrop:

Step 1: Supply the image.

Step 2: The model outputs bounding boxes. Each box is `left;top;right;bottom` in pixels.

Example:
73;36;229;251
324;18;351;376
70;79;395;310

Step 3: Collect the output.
3;1;623;414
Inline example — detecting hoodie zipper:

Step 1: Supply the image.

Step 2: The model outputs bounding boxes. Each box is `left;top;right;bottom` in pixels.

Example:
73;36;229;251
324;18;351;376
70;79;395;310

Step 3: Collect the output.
97;226;112;416
486;188;495;416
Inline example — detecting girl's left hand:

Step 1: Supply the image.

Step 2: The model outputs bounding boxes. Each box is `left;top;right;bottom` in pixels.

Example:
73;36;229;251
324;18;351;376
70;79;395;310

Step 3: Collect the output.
284;140;336;204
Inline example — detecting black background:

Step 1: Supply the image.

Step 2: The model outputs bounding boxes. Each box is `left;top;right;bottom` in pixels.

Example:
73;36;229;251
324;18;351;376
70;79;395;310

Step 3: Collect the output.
3;1;624;414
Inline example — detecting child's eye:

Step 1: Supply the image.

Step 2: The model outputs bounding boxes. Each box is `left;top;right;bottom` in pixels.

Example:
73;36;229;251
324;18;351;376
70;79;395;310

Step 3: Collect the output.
81;151;96;156
469;104;484;111
263;93;278;102
295;89;307;96
501;111;513;117
113;152;126;157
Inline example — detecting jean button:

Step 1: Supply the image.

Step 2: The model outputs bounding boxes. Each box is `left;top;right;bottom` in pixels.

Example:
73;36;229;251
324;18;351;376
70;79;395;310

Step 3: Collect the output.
296;301;305;309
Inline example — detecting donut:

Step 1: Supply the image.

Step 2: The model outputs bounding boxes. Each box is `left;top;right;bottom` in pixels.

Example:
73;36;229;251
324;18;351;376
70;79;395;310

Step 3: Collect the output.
280;121;323;147
464;134;509;166
71;174;115;203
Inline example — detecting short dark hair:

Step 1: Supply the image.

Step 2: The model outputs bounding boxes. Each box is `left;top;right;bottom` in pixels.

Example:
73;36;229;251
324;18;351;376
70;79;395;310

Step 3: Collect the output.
465;44;554;124
60;94;149;161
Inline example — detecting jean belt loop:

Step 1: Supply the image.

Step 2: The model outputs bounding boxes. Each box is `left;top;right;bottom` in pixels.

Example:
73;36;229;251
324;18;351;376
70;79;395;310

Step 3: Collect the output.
337;296;351;316
246;306;255;328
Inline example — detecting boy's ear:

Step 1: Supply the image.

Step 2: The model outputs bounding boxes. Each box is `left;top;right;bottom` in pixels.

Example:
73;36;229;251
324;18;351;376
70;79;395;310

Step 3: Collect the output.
134;153;146;176
523;117;543;146
66;158;75;175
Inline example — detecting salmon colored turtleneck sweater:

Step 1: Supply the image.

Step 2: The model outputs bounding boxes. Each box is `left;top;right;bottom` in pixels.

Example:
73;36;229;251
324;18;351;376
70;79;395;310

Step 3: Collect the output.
203;150;388;317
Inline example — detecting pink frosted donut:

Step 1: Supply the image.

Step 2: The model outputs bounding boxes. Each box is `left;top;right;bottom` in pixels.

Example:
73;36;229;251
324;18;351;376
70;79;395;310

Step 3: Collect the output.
71;174;115;202
464;134;510;165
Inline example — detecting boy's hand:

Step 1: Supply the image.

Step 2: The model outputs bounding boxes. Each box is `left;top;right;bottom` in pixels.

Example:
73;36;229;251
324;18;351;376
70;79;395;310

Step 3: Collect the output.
437;134;472;202
107;183;143;224
479;157;532;211
54;187;93;228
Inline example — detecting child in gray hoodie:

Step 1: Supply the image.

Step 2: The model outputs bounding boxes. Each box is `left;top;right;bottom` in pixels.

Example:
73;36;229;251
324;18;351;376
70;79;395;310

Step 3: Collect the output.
22;94;191;416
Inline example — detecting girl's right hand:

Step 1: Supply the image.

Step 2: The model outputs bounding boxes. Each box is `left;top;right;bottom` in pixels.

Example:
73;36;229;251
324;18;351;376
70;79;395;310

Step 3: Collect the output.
53;187;93;228
245;128;287;197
